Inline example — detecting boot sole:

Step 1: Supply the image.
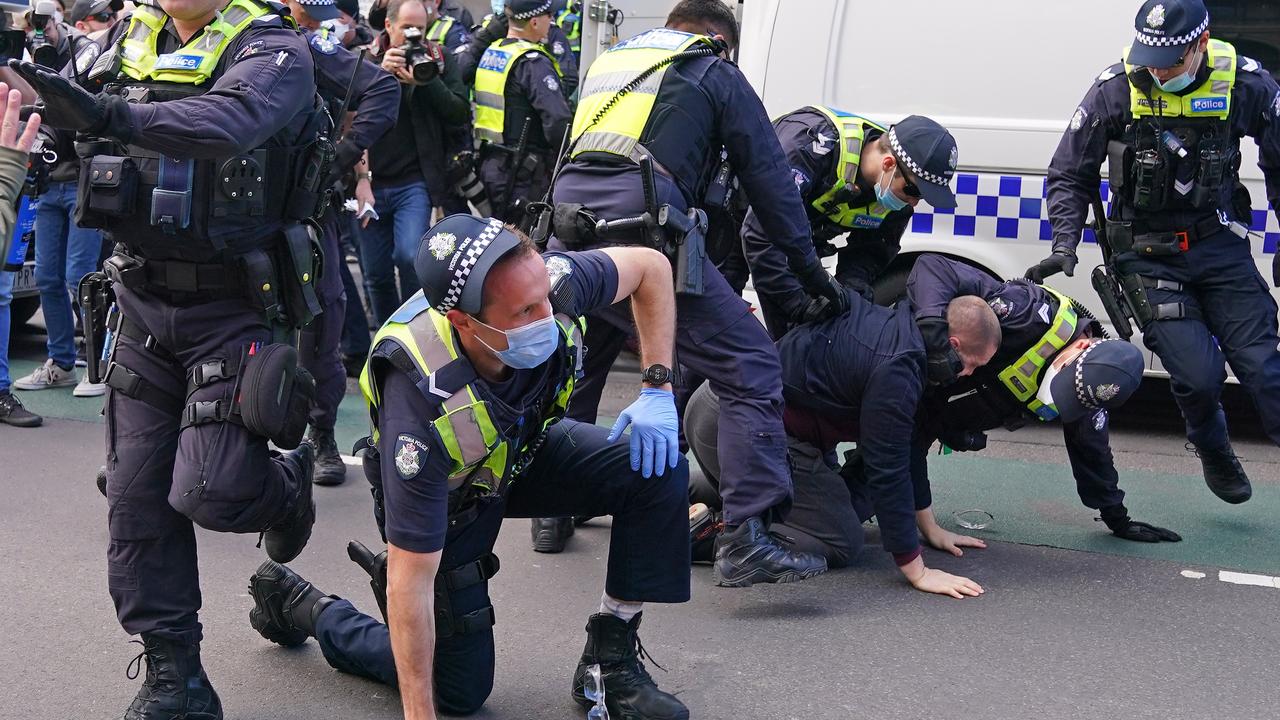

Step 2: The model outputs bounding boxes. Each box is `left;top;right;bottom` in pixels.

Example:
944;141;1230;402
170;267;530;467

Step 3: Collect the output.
711;563;827;588
312;465;348;486
1207;484;1252;504
247;562;309;648
572;687;690;720
532;534;569;553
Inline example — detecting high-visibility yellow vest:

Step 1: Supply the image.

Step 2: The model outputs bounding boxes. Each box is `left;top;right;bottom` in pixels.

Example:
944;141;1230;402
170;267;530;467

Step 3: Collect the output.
804;106;894;229
1123;39;1236;119
474;38;562;145
119;0;287;85
997;287;1079;420
359;293;582;493
556;3;581;53
427;15;456;44
569;28;714;162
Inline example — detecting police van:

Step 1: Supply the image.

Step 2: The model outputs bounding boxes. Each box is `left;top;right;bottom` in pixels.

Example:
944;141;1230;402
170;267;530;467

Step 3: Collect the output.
736;0;1280;376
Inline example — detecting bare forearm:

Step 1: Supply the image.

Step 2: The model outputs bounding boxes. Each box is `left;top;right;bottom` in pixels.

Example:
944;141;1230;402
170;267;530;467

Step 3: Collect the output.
388;547;441;720
627;250;676;379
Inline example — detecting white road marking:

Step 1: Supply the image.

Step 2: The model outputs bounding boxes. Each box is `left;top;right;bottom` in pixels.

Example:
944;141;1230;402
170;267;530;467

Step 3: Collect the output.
1218;570;1280;589
1180;570;1206;579
342;454;361;466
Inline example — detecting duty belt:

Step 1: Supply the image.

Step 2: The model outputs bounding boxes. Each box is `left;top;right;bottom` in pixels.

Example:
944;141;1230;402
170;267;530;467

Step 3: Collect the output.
104;253;241;296
1122;215;1243;256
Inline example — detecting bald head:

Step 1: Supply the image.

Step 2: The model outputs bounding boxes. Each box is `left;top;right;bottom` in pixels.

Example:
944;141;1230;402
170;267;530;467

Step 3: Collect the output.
946;296;1001;376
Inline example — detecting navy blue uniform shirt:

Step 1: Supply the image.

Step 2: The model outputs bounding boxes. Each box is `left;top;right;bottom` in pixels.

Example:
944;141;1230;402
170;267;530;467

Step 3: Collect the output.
303;27;400;157
379;250;619;554
1047;53;1280;250
776;294;926;558
744;108;911;316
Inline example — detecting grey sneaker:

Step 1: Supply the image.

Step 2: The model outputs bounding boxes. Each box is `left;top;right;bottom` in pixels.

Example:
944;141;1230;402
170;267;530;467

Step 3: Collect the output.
13;359;77;391
0;392;43;427
73;375;107;397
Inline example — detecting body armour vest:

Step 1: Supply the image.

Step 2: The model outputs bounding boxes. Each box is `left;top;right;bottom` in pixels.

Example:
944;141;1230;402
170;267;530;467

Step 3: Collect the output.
474;38;562;148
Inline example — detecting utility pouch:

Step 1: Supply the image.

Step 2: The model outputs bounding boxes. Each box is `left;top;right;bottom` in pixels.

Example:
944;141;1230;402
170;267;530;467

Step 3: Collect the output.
1104;221;1134;254
78;271;116;383
1131;149;1167;211
1106;140;1132;196
239;342;315;449
79;155;138;223
237;248;283;323
276;224;322;329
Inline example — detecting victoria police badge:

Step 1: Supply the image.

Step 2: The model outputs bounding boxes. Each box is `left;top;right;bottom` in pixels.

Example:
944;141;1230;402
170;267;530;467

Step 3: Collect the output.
395;434;428;479
1146;4;1165;29
429;232;457;261
1095;384;1120;402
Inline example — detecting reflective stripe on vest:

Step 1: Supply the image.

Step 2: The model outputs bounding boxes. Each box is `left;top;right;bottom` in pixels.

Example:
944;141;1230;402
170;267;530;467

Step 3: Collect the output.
359;294;582;492
120;0;277;84
804;105;893;229
997;287;1079;414
569;28;711;162
1123;39;1236;120
474;39;562;145
427;15;455;44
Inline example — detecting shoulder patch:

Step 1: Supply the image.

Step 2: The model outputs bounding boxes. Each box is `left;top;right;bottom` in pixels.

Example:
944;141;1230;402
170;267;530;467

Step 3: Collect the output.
234;39;266;61
1240;56;1261;74
543;74;560;92
545;254;573;285
309;31;338;55
1070;106;1087;131
394;434;430;479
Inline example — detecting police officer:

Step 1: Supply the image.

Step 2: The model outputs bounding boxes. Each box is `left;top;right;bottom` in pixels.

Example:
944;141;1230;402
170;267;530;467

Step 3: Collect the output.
539;0;845;584
551;0;581;63
684;286;1002;597
11;0;323;714
1031;0;1280;504
908;254;1181;544
472;0;572;226
458;3;579;98
745;110;958;339
247;215;692;720
287;0;400;486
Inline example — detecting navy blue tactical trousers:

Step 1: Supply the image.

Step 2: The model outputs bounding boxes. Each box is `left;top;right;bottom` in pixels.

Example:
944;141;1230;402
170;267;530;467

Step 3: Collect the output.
1118;228;1280;449
338;211;372;359
298;210;347;430
105;286;306;645
563;253;793;526
314;419;690;714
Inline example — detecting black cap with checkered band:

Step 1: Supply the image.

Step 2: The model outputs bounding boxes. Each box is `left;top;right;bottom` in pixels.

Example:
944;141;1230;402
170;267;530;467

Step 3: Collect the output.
887;115;959;210
415;214;523;315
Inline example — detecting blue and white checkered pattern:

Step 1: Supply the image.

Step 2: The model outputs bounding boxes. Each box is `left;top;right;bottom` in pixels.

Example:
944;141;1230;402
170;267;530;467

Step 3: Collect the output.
909;172;1280;253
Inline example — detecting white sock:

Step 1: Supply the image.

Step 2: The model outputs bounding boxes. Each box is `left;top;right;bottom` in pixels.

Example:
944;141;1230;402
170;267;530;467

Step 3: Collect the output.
599;593;643;622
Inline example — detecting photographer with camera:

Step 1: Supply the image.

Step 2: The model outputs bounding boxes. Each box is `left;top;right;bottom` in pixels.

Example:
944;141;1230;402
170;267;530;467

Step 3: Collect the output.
359;0;469;326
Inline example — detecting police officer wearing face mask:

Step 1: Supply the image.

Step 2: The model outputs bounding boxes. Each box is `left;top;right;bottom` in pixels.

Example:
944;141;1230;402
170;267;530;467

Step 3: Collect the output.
745;111;958;340
457;0;579;99
1031;0;1280;505
906;254;1180;545
9;0;324;714
287;0;400;486
247;214;694;720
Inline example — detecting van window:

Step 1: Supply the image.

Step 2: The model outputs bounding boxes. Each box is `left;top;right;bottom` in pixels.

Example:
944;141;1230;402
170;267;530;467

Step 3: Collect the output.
1208;1;1280;70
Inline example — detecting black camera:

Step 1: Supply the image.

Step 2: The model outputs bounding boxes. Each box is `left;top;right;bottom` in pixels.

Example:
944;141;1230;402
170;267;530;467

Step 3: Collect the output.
399;27;440;83
27;1;61;68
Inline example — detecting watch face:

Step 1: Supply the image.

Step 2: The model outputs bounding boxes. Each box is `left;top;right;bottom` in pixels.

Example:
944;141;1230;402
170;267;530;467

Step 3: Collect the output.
644;364;671;384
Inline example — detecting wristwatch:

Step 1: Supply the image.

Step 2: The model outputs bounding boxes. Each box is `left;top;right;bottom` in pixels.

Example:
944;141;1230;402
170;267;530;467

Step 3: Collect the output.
356;171;373;182
641;363;673;386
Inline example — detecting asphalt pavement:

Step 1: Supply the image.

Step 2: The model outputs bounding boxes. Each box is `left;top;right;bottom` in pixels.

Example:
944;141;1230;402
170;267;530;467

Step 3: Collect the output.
2;316;1279;720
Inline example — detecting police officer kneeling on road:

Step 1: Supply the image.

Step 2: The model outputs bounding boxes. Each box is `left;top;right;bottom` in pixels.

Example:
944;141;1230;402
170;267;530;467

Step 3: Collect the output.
907;254;1179;545
247;215;693;720
11;0;327;715
1031;0;1280;505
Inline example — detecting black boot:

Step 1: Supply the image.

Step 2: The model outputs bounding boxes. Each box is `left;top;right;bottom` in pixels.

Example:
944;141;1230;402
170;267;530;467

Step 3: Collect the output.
530;517;574;553
712;516;827;587
347;540;389;622
1191;442;1252;504
247;559;335;647
572;613;688;720
122;636;223;720
689;503;721;564
97;465;108;498
263;444;316;563
307;426;347;486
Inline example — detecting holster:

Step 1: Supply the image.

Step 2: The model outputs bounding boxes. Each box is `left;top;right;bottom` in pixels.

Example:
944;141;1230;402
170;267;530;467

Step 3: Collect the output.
354;436;388;543
77;271;116;384
238;342;315;449
548;202;599;248
666;207;708;297
275;223;323;329
1090;265;1134;340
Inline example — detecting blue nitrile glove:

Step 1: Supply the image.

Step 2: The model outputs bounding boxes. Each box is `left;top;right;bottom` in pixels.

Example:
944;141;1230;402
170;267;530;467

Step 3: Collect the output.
607;387;680;478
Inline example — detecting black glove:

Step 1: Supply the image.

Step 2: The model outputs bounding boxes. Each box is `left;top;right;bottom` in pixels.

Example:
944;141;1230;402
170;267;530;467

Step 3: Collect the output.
795;260;850;315
9;60;107;133
938;429;987;452
789;295;839;326
1024;249;1078;282
916;316;963;387
1099;505;1182;543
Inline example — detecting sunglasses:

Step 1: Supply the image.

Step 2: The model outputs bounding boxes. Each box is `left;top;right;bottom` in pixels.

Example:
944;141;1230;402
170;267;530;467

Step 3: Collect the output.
88;10;113;22
898;167;922;198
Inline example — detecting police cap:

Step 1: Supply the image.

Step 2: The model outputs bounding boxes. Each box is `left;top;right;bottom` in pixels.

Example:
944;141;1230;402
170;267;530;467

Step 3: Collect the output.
415;215;524;315
68;0;121;23
508;0;553;20
296;0;341;22
1128;0;1209;69
1049;339;1145;423
886;115;959;210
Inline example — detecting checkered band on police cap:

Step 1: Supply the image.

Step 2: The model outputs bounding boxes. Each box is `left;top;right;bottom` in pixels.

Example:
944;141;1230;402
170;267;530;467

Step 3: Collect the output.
888;126;948;186
509;0;553;20
1135;12;1208;47
435;218;507;313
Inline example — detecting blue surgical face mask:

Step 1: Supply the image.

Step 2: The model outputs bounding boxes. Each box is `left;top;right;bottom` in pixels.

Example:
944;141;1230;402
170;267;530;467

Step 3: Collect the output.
471;313;560;369
1151;48;1201;93
875;167;908;212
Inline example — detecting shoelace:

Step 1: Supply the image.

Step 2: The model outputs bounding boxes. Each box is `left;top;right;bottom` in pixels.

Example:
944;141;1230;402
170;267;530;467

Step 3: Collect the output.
631;632;666;674
0;394;20;412
125;639;149;681
1184;442;1246;463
